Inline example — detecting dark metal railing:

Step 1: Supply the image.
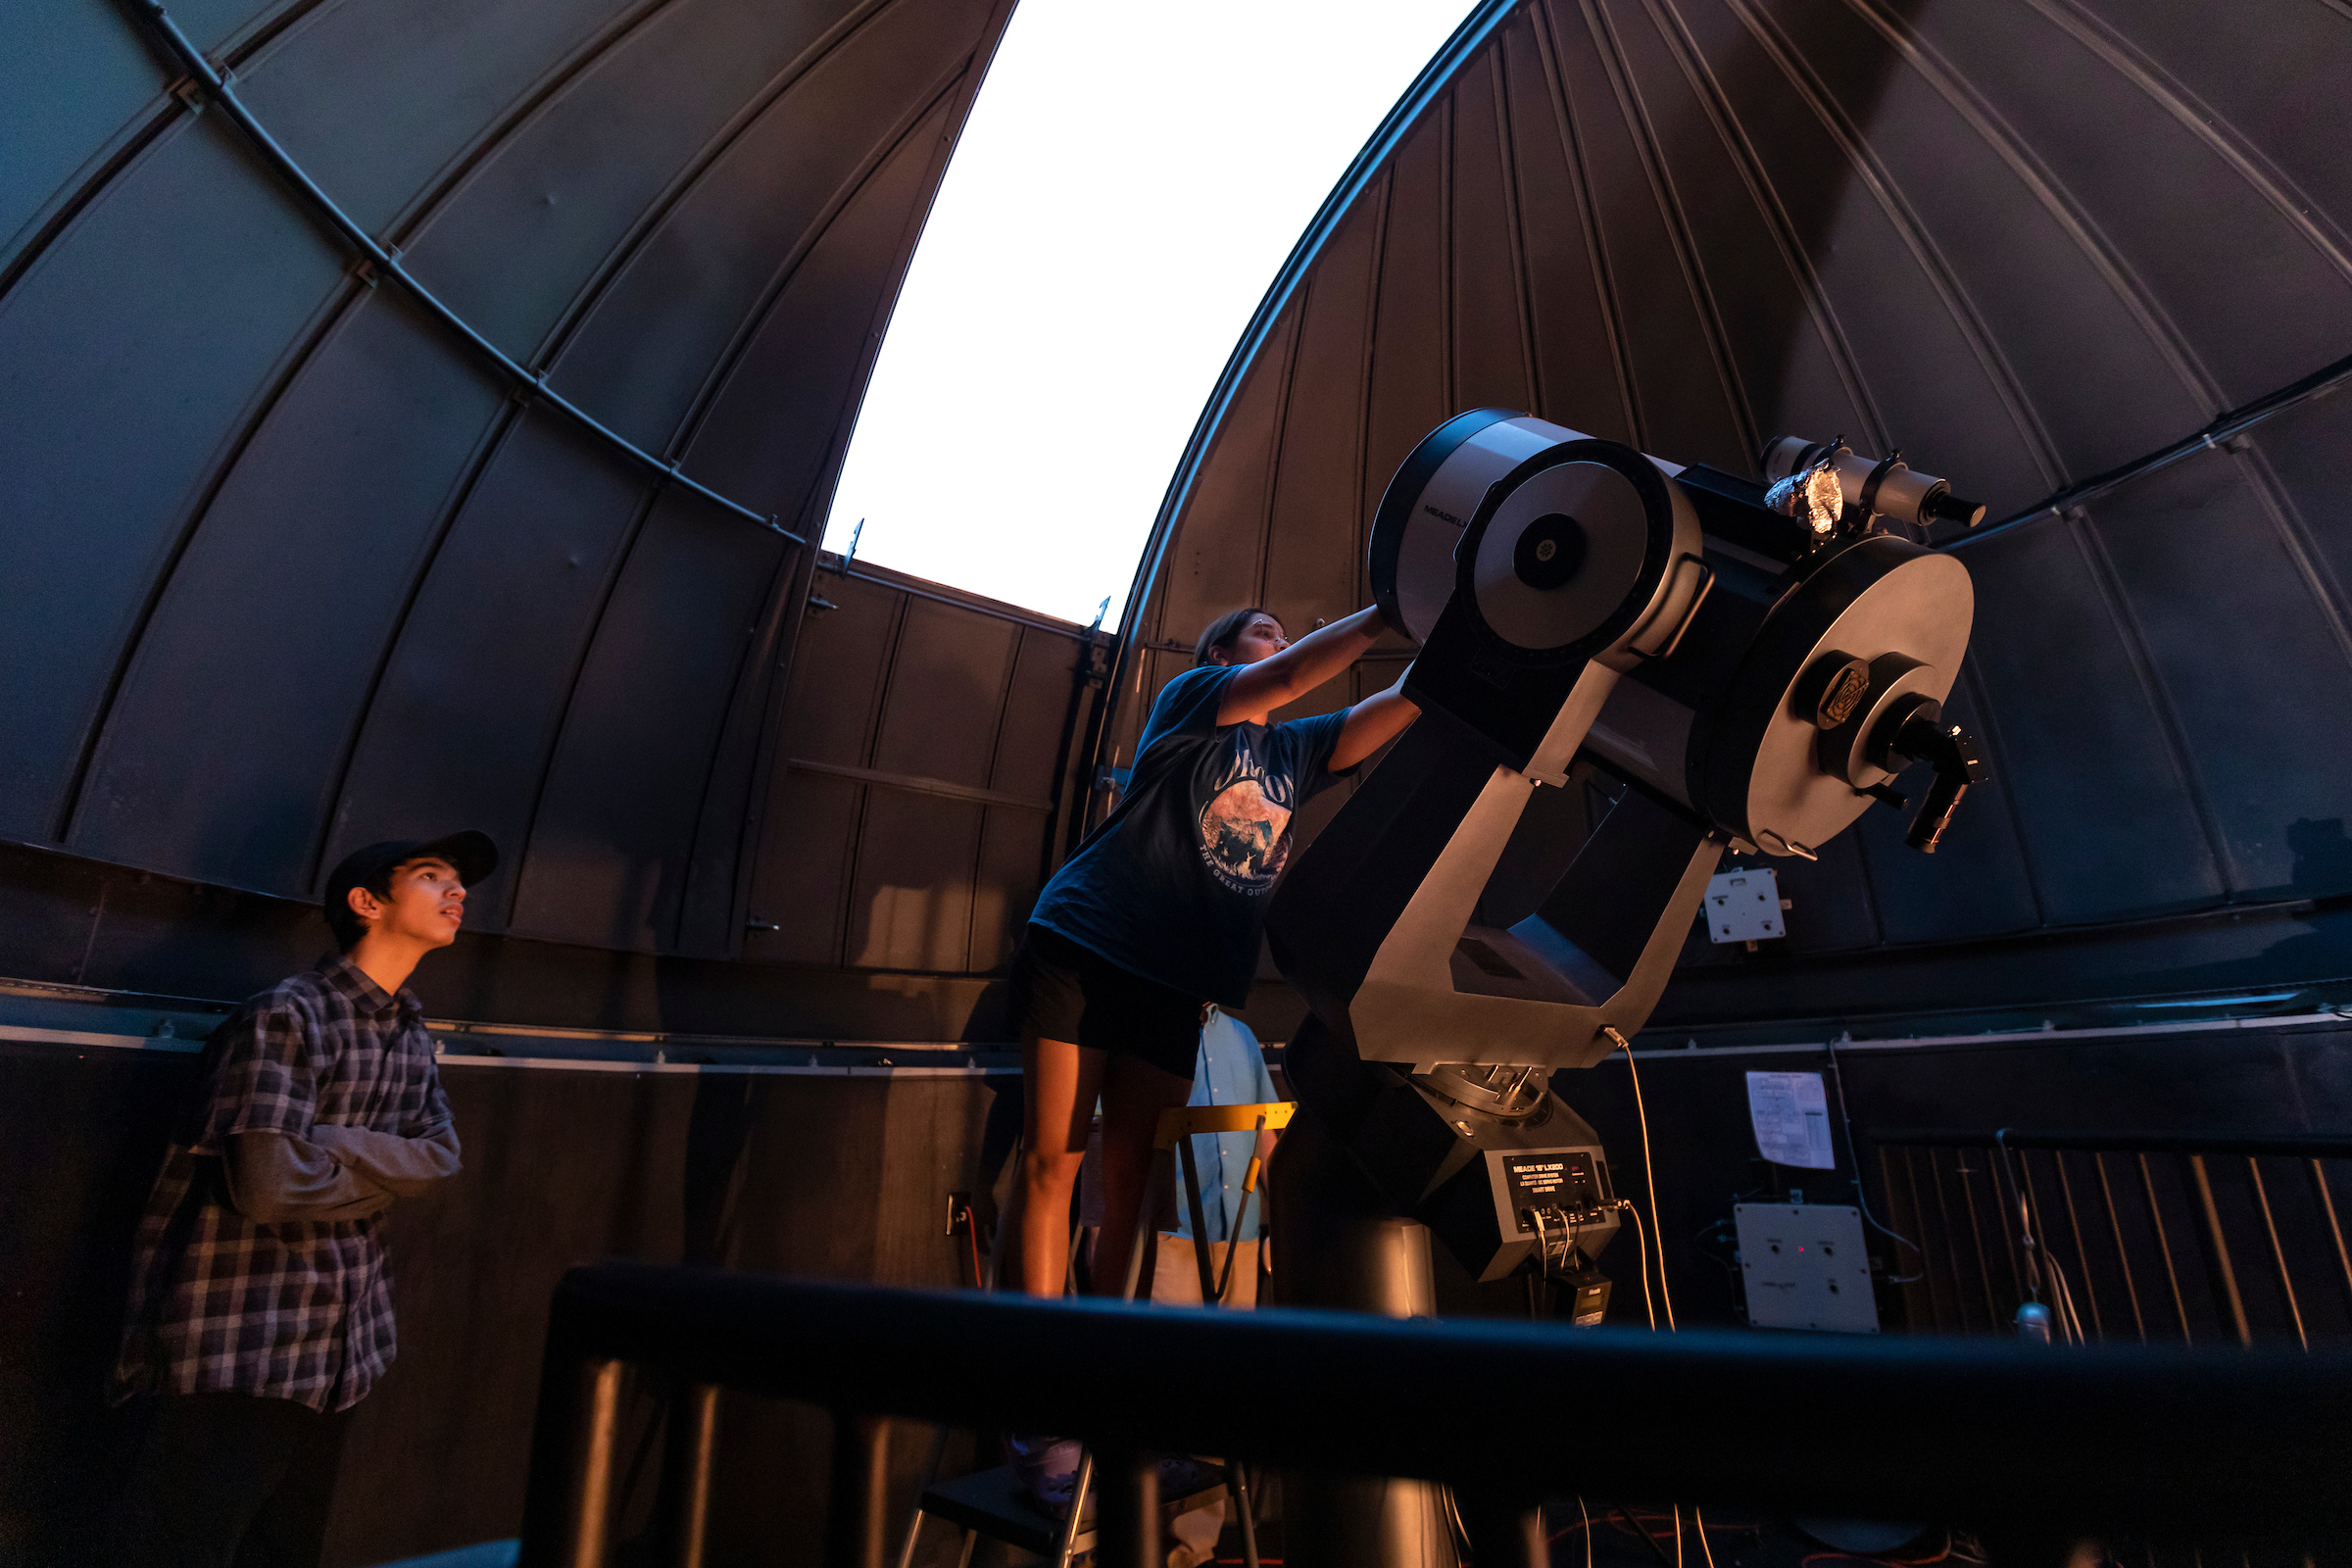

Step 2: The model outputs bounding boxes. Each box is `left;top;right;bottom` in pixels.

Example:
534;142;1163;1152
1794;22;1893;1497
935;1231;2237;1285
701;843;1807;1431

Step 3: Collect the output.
516;1261;2352;1568
1866;1128;2352;1348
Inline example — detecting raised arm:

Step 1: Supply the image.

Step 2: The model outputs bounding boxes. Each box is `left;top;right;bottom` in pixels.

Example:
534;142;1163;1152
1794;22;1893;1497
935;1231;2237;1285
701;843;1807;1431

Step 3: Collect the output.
1328;671;1422;771
1216;607;1389;725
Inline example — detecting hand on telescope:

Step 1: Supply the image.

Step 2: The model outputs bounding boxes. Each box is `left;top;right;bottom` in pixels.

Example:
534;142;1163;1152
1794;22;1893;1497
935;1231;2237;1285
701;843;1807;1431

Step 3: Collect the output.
1216;606;1394;725
1329;671;1420;771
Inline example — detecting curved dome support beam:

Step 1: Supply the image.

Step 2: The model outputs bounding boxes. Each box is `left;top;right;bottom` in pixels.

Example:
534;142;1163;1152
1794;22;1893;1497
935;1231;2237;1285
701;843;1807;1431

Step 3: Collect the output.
1950;347;2352;549
128;0;800;545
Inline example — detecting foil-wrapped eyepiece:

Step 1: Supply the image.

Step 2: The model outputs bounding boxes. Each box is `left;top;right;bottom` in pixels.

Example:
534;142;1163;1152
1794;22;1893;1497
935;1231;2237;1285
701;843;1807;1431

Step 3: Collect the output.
1765;456;1842;538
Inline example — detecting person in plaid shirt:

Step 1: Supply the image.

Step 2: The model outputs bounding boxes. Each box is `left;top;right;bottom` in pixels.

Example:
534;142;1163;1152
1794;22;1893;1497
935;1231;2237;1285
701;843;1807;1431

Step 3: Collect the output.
111;830;494;1567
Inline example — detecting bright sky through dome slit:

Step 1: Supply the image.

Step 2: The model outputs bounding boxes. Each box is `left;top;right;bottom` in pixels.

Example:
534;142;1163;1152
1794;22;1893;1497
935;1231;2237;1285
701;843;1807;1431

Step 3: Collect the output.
822;0;1484;631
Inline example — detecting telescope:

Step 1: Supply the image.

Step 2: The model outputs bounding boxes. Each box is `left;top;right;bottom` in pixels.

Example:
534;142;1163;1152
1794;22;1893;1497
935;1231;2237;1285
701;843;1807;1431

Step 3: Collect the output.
1263;410;1987;1567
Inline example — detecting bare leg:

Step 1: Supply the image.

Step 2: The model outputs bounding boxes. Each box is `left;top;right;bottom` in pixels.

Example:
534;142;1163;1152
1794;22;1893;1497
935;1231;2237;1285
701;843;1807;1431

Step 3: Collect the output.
1017;1035;1108;1298
1091;1053;1196;1298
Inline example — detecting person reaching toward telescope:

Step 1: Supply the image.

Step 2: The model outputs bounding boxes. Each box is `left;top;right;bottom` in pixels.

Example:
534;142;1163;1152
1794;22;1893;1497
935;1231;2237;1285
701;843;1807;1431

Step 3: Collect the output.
1000;604;1417;1512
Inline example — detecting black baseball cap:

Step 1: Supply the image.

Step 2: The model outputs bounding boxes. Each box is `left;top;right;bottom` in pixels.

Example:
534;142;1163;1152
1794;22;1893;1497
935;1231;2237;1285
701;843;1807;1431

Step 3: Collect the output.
323;831;500;914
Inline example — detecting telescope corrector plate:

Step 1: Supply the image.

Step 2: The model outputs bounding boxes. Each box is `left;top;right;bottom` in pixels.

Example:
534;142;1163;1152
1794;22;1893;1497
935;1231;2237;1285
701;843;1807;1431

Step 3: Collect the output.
1469;462;1648;654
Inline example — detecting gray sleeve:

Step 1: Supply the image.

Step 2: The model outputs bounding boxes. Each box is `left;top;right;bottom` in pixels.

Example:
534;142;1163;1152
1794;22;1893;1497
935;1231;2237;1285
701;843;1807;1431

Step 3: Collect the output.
308;1120;463;1200
223;1129;395;1224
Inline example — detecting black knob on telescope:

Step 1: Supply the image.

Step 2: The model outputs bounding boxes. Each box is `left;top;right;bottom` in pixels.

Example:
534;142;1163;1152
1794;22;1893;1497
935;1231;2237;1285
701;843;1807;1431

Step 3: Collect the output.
1866;695;1990;854
1921;487;1987;529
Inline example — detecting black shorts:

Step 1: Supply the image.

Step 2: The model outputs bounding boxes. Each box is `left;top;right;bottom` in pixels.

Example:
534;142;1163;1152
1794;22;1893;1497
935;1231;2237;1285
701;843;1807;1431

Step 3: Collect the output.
1010;925;1205;1081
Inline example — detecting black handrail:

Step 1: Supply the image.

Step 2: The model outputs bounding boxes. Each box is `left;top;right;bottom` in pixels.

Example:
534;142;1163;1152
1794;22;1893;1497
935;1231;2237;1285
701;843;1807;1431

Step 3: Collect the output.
518;1261;2352;1566
1868;1128;2352;1159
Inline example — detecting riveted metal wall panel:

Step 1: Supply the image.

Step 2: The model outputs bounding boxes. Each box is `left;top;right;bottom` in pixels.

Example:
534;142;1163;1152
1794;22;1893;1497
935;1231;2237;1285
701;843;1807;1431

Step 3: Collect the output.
323;411;654;932
1907;0;2352;408
1447;55;1540;415
233;0;643;239
510;496;795;950
74;291;506;892
547;0;988;453
395;0;881;361
2081;446;2352;898
0;115;347;844
1955;517;2224;921
1545;0;1748;468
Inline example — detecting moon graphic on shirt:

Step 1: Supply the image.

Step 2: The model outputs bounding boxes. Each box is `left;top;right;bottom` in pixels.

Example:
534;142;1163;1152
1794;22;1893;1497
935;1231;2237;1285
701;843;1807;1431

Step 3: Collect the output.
1199;776;1293;894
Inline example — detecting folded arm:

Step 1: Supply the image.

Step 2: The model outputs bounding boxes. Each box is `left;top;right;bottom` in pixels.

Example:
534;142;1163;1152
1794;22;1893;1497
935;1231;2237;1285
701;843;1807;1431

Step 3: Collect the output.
1328;672;1422;771
223;1130;394;1224
1216;608;1390;725
308;1120;463;1200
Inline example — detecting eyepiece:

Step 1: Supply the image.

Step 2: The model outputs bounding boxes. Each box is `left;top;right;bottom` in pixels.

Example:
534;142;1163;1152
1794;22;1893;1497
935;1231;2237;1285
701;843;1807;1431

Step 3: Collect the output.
1921;487;1986;529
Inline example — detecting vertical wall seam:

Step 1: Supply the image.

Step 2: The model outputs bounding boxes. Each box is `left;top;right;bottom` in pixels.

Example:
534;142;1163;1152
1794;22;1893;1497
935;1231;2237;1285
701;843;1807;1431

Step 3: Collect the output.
0;0;333;295
500;0;920;373
1528;0;1642;445
2229;443;2352;680
2018;0;2352;285
716;10;1009;961
1488;41;1542;413
54;263;366;849
1953;657;2050;930
2062;510;2234;899
302;382;526;897
1715;0;2062;490
1257;293;1312;611
662;536;805;955
729;537;826;956
657;57;982;466
1833;0;2225;413
1439;90;1458;414
1640;0;1885;453
961;622;1027;972
368;0;688;255
839;593;912;966
501;480;668;938
1352;170;1393;609
1574;0;1758;459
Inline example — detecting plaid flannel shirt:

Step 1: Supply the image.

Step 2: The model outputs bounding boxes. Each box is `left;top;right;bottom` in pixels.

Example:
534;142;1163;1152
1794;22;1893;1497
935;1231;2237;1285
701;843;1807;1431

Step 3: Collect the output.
112;954;452;1412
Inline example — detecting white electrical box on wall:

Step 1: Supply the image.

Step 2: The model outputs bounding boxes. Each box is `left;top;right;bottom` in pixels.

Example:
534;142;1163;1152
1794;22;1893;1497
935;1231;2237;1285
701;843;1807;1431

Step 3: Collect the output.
1736;1202;1878;1333
1705;867;1782;943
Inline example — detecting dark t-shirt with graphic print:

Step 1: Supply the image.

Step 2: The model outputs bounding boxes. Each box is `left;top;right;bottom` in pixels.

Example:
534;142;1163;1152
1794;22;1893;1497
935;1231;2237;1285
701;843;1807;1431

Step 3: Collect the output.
1030;664;1351;1008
